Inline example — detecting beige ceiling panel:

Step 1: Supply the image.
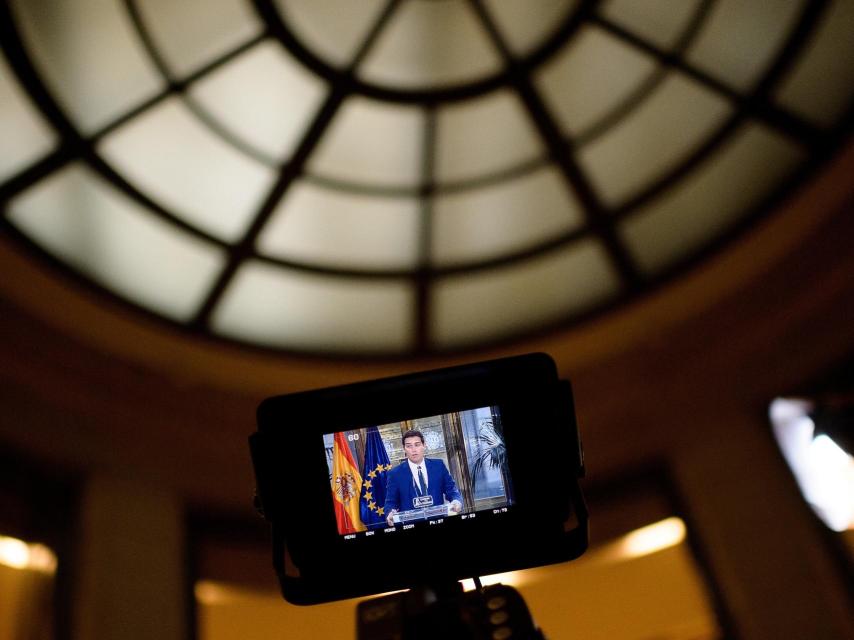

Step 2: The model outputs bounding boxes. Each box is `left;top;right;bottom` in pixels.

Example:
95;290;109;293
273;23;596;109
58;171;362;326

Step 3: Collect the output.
275;0;389;68
436;89;544;184
599;0;705;50
685;0;804;91
432;239;619;348
359;0;501;88
98;97;276;242
307;97;423;188
7;164;225;321
190;41;328;164
9;0;164;133
579;73;732;207
535;25;656;137
134;0;263;77
432;166;583;266
620;124;805;274
0;52;56;182
258;181;420;270
774;0;854;128
212;261;414;353
482;0;577;55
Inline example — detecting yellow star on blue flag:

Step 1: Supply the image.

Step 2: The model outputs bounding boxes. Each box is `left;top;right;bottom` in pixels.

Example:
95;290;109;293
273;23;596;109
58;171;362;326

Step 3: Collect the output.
360;426;392;528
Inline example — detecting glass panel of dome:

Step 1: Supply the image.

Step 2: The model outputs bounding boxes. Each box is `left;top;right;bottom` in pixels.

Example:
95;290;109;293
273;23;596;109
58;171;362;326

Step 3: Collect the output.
579;73;732;207
620;124;805;275
211;261;413;353
306;97;422;188
479;0;577;56
435;89;544;184
599;0;705;50
132;0;263;77
432;166;584;266
97;97;276;242
257;180;419;270
774;0;854;128
275;0;389;68
534;25;657;137
9;0;164;134
431;240;620;349
359;0;501;88
684;0;805;92
189;41;327;164
7;164;225;321
0;52;56;183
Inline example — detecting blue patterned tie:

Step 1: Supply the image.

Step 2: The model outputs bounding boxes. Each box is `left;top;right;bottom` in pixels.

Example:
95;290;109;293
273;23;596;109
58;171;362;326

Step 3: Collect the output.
417;466;426;497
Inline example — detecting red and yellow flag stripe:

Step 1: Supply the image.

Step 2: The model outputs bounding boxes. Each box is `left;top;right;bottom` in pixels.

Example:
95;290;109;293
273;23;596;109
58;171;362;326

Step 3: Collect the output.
331;431;367;534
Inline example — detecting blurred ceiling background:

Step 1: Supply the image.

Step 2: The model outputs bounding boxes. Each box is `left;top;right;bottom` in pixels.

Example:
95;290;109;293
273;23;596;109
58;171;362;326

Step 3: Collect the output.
1;1;853;639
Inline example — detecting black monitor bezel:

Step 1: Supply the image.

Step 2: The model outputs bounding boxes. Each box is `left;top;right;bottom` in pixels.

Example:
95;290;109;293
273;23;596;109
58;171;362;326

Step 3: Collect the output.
251;353;587;604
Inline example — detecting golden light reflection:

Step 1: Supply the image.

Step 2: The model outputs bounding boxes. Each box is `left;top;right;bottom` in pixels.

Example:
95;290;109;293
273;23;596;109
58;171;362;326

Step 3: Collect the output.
0;535;57;574
613;517;686;560
460;571;526;592
456;518;688;591
196;517;688;619
195;580;236;606
195;517;717;640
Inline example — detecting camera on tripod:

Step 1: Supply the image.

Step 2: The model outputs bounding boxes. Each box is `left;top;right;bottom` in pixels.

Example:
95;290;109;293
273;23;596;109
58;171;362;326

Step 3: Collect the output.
250;353;588;635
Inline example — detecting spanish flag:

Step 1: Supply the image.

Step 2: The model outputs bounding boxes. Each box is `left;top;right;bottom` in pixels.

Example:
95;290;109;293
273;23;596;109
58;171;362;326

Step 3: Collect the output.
331;431;367;535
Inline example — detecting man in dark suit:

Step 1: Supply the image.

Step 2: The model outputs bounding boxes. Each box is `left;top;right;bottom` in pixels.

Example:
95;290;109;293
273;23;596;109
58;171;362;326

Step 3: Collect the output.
384;429;463;526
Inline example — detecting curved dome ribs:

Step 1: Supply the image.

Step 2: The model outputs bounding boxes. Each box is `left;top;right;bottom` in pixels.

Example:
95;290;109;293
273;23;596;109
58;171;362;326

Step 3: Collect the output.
0;0;850;356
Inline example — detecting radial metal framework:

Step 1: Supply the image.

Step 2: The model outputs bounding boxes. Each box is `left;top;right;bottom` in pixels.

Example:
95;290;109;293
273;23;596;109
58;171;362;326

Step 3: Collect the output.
0;0;852;356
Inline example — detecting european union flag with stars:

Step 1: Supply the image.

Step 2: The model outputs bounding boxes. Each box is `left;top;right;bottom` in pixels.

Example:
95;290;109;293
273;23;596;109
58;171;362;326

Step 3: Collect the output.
360;426;392;529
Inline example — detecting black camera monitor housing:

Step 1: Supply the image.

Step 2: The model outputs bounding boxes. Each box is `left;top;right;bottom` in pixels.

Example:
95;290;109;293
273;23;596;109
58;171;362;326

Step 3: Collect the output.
250;353;587;604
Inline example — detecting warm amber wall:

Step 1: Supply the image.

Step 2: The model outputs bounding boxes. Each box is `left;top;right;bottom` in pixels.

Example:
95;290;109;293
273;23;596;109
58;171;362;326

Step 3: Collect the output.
0;145;853;638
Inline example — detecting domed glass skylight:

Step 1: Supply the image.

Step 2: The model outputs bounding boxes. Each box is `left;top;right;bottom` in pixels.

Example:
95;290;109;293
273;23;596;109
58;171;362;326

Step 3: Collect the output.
1;0;852;356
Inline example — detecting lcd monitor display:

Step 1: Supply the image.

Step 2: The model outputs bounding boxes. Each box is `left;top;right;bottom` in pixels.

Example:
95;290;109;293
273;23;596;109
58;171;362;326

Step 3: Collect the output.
323;406;515;537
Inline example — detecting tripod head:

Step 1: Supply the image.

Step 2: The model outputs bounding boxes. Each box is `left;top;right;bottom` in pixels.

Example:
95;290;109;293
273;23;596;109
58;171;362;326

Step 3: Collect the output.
357;581;545;640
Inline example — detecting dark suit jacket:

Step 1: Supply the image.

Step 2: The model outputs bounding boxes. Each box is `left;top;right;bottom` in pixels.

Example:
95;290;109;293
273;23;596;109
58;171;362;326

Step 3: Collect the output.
383;458;462;514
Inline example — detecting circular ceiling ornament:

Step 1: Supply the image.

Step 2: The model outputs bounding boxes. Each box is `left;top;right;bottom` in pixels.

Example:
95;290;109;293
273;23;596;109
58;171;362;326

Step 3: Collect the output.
0;0;852;357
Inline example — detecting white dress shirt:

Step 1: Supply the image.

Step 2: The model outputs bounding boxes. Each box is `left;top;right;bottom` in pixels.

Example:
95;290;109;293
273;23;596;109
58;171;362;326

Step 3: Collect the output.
407;459;427;494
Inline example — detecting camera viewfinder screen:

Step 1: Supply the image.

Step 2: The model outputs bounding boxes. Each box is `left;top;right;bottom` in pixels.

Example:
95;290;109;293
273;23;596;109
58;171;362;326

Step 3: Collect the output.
323;407;515;537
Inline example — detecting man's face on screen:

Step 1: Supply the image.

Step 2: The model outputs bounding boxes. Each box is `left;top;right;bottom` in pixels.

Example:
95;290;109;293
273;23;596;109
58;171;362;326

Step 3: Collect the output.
403;436;426;464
